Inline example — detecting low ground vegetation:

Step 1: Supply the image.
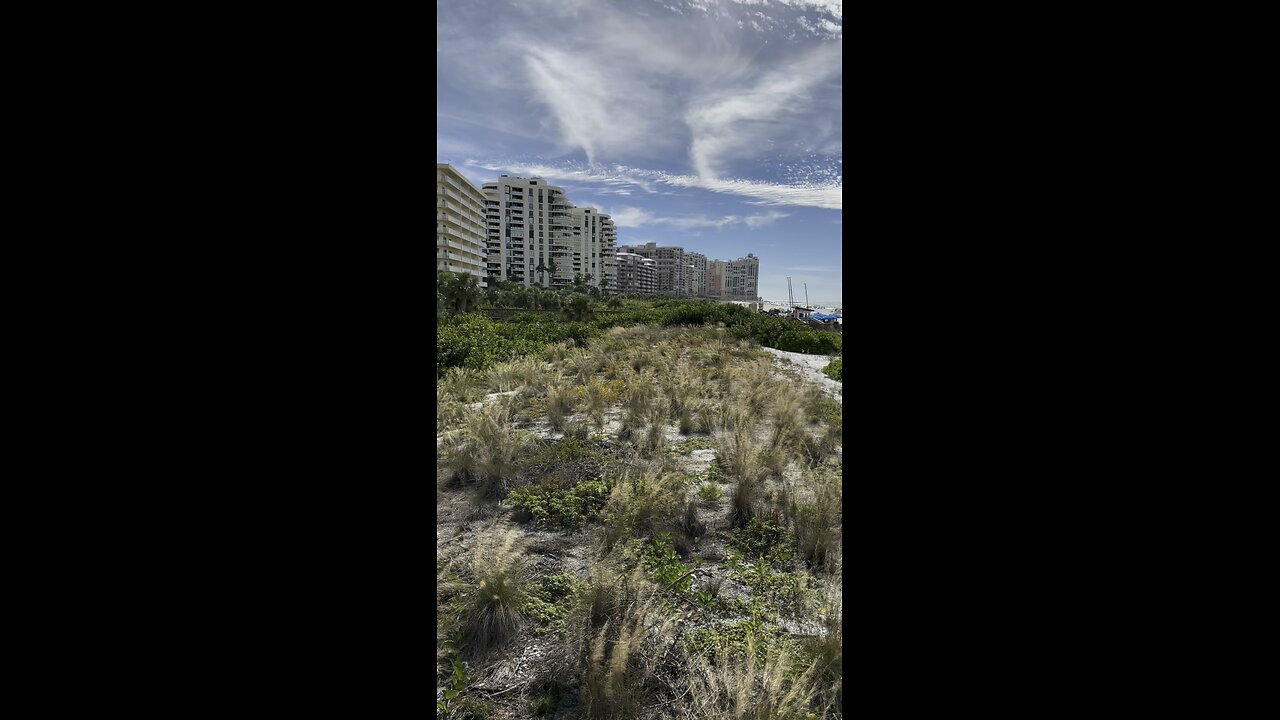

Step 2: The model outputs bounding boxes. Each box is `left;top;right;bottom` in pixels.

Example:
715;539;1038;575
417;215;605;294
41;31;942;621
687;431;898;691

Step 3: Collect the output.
438;323;842;719
438;295;841;376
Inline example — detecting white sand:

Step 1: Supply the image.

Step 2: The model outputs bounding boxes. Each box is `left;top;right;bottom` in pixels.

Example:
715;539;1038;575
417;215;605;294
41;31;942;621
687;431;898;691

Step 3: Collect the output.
760;347;842;402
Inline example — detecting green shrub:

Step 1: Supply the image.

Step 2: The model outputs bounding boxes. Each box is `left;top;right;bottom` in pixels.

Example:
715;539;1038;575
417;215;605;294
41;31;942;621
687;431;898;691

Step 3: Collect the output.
437;314;600;376
726;513;793;567
822;358;842;382
643;532;693;593
697;482;723;503
522;573;582;634
438;301;840;376
506;479;610;530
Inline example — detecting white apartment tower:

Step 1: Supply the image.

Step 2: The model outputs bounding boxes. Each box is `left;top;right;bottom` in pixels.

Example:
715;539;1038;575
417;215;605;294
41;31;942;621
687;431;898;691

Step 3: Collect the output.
481;175;615;289
685;252;707;297
481;176;567;287
599;214;618;291
569;208;618;289
436;164;489;286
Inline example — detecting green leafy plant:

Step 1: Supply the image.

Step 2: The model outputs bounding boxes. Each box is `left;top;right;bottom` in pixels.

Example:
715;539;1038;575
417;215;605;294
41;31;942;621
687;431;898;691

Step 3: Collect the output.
506;479;610;530
522;573;582;634
726;514;793;567
643;531;693;593
697;482;723;503
437;657;469;715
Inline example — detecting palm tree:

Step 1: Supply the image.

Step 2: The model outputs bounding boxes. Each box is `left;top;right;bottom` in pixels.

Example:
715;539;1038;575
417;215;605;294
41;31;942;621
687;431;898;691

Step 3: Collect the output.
536;261;547;287
438;271;480;314
547;259;558;287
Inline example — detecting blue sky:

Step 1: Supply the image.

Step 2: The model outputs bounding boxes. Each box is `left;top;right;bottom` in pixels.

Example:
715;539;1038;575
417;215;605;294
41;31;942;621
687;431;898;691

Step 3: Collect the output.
437;0;842;306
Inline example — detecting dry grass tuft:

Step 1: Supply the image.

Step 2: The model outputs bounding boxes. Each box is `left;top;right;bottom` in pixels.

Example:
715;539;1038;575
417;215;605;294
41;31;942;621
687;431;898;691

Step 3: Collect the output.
597;462;690;551
623;368;656;425
682;633;824;720
544;340;577;363
584;378;624;430
637;408;668;457
569;350;599;385
437;387;463;432
546;383;576;432
442;366;484;403
446;399;526;497
769;390;804;449
458;528;527;651
558;563;672;719
791;468;842;573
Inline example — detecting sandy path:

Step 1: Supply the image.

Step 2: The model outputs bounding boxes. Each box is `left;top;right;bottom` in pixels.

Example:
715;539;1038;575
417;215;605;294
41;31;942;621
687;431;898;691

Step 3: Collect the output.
760;347;842;402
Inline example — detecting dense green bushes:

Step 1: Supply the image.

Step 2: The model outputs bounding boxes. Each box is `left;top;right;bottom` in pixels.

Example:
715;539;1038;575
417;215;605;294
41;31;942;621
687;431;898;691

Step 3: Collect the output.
436;314;598;376
436;300;841;375
822;358;842;382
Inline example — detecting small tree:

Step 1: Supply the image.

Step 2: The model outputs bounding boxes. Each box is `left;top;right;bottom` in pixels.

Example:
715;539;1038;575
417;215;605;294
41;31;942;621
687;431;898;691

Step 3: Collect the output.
564;294;591;321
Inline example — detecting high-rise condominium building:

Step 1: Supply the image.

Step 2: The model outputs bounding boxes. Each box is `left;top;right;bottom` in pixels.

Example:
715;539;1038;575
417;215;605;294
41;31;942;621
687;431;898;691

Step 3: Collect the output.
481;175;615;289
615;252;656;293
436;164;489;286
705;259;726;298
599;214;618;291
724;253;760;301
481;175;564;287
569;208;618;290
685;252;707;297
619;242;686;295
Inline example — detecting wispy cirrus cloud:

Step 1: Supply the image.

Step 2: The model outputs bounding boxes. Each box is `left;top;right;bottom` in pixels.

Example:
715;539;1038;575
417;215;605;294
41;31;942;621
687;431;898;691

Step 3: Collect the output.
463;159;841;210
686;42;842;179
605;206;789;230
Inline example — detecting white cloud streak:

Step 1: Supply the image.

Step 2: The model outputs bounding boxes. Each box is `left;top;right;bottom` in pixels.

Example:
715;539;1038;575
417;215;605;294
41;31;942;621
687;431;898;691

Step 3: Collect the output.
465;159;841;210
686;43;842;178
605;206;789;230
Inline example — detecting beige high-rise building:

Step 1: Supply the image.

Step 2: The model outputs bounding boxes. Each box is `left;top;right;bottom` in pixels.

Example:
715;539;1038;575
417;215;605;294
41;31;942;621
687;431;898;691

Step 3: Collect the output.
724;253;760;301
436;164;489;286
706;259;726;298
618;242;686;295
615;252;656;293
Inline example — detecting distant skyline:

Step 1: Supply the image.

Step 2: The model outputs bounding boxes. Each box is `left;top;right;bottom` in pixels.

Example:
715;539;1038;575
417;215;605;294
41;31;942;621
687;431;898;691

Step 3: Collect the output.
437;0;842;306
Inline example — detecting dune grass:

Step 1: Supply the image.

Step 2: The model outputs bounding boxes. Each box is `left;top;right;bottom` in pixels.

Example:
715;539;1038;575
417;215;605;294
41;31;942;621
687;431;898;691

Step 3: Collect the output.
436;322;842;718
